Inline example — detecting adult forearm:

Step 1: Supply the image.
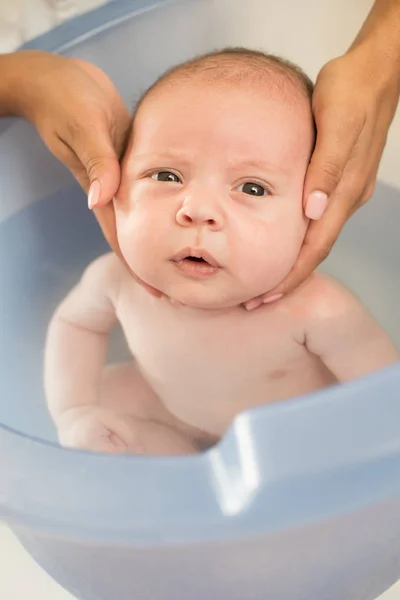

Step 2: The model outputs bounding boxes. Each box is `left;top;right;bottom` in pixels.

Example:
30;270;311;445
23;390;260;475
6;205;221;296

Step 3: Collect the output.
0;53;23;117
351;0;400;64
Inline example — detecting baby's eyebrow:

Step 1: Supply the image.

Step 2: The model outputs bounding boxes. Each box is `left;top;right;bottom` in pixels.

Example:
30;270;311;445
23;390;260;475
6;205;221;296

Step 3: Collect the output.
229;158;288;176
132;152;193;164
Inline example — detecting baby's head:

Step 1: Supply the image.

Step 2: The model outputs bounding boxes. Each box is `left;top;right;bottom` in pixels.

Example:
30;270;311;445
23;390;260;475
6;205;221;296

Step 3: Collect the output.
115;48;315;309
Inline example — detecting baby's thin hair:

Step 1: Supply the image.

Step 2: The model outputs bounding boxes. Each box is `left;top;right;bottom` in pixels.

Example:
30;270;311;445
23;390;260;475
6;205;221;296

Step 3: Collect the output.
120;47;314;159
149;47;314;99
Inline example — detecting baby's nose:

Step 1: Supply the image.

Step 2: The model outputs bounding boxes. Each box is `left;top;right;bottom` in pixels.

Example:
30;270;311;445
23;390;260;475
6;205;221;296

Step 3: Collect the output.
176;197;223;230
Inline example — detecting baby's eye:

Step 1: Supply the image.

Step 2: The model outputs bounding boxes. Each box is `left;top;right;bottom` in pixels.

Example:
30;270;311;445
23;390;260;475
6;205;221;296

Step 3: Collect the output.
151;171;181;183
238;182;268;197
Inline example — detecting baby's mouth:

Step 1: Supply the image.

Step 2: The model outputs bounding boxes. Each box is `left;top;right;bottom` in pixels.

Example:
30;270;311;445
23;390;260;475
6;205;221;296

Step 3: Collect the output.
185;256;207;263
171;248;220;277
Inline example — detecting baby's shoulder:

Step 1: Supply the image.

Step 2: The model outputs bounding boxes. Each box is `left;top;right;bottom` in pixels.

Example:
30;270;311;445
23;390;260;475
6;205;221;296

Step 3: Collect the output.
283;272;364;344
80;252;132;299
82;251;124;281
289;271;362;320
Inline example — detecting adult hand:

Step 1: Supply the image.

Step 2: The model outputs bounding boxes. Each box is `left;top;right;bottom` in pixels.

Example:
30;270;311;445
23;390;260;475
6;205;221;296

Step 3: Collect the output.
6;50;130;249
4;50;162;297
245;43;400;310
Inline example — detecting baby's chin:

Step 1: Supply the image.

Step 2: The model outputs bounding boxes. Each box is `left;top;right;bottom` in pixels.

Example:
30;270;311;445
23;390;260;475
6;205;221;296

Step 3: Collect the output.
160;282;254;311
127;261;271;310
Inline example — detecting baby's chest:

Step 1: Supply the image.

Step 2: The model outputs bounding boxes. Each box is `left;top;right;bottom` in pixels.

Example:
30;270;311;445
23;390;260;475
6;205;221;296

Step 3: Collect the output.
118;301;304;381
116;299;312;434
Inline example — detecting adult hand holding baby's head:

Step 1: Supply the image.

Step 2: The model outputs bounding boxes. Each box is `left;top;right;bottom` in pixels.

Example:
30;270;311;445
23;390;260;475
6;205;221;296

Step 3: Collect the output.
9;51;129;252
10;51;161;296
246;14;400;310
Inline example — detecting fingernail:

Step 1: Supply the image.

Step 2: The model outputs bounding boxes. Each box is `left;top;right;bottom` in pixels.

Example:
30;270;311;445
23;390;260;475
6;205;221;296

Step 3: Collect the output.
88;179;101;209
263;293;284;305
305;191;328;220
245;299;263;311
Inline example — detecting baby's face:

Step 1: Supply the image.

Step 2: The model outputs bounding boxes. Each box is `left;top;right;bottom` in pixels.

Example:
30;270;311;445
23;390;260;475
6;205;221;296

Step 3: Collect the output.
115;78;314;309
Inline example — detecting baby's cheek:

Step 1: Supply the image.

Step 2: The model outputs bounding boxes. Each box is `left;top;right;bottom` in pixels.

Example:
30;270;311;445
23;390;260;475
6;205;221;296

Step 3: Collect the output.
115;211;149;271
240;221;305;292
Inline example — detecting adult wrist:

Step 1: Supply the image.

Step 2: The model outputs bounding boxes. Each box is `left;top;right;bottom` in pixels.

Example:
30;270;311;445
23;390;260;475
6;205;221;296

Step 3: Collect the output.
350;0;400;72
0;53;22;117
0;50;47;119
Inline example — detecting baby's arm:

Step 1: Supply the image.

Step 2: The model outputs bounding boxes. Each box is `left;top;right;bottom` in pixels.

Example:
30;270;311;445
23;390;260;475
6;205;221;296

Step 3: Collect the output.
45;253;119;419
303;275;399;381
44;253;136;451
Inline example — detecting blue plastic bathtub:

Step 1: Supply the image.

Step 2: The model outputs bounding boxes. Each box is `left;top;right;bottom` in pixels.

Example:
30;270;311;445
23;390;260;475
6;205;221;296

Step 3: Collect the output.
0;1;399;599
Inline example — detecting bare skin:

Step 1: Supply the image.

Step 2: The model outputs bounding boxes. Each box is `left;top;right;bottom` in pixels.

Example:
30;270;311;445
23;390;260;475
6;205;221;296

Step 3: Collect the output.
1;1;399;298
247;0;400;305
44;56;399;455
45;253;398;455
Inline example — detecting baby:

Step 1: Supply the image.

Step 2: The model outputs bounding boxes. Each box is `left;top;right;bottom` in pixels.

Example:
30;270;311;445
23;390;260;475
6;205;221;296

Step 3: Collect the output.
44;48;399;455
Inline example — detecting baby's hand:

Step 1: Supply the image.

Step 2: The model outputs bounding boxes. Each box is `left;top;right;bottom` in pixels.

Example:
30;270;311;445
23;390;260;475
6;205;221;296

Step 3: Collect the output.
56;406;140;454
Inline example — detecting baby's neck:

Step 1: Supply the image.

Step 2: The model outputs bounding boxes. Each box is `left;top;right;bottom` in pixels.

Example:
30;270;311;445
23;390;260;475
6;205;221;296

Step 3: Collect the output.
161;294;244;318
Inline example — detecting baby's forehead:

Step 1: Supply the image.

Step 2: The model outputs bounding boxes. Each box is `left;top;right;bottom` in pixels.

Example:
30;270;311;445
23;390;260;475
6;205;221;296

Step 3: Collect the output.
122;57;314;162
134;72;310;134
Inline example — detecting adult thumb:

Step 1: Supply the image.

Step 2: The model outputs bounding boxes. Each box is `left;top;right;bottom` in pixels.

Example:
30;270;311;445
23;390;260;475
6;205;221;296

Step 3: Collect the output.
66;118;122;208
303;110;361;220
70;125;122;254
86;151;121;255
86;153;121;210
